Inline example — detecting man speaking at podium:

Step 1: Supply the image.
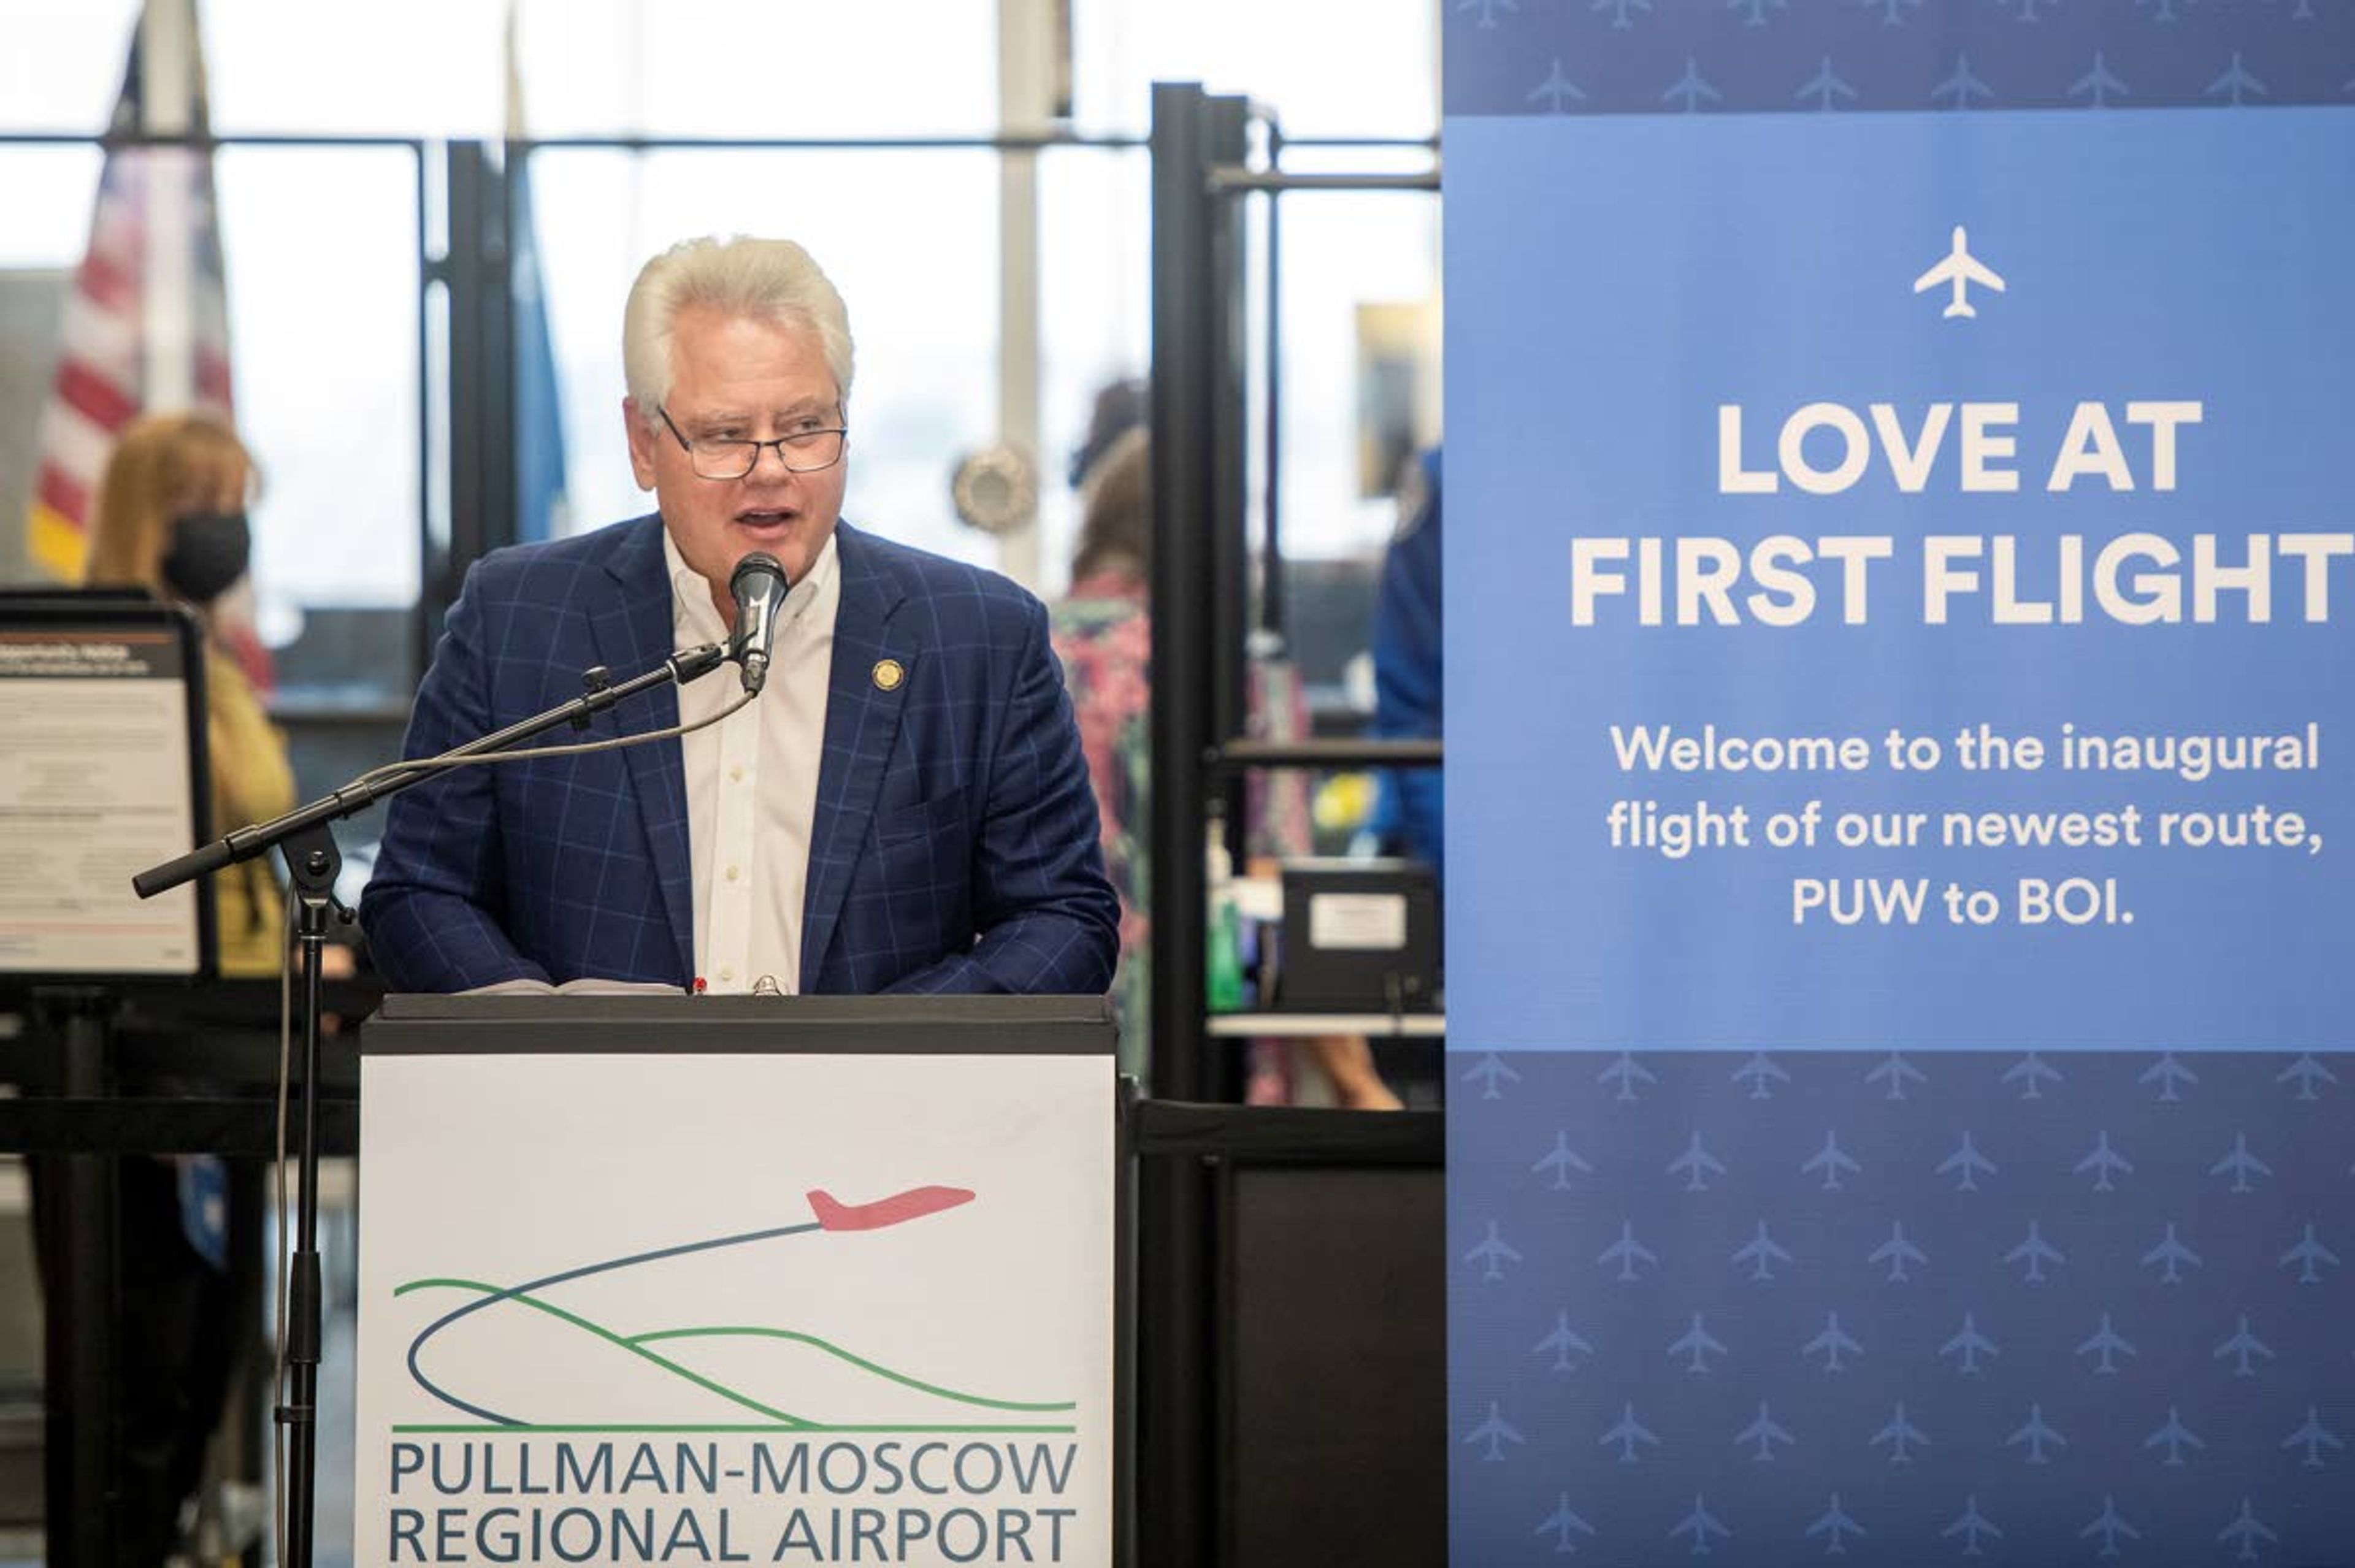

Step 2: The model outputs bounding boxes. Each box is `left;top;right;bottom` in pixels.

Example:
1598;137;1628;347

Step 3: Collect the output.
361;235;1118;998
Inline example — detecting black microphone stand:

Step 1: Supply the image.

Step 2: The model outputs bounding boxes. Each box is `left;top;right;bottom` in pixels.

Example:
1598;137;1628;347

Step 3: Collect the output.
129;640;727;1568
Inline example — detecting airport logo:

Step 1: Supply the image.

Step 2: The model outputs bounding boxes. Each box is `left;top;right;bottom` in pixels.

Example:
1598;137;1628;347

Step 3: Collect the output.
394;1184;1074;1433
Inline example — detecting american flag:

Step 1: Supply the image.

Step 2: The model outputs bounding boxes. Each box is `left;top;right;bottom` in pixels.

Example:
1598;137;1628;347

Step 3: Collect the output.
26;0;234;581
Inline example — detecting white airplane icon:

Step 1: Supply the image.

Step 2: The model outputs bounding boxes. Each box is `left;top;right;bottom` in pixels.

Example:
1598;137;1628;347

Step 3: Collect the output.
1913;226;2006;319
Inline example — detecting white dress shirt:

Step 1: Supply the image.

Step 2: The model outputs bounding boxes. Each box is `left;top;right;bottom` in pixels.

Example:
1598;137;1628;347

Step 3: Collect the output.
664;528;840;994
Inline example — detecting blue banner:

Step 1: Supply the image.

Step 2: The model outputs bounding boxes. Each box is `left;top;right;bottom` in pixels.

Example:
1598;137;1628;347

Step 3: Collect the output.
1450;1048;2354;1561
1444;2;2355;1562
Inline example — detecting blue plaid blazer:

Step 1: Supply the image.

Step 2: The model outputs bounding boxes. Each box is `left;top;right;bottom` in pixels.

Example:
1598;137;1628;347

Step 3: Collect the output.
359;516;1119;996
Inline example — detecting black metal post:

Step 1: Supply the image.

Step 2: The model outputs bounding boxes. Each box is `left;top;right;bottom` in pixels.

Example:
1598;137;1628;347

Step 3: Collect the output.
274;827;343;1568
414;143;439;687
1260;123;1285;640
1204;96;1252;854
437;142;516;641
1144;82;1210;1568
44;992;118;1567
1148;82;1215;1109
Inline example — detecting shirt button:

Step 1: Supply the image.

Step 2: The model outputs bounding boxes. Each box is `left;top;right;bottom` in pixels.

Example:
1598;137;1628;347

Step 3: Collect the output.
726;864;741;882
730;765;745;782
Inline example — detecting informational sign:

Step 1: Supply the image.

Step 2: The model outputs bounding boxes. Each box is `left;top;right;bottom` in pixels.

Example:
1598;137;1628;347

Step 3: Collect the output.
0;608;209;978
1444;6;2354;1564
1447;109;2353;1051
354;1049;1113;1567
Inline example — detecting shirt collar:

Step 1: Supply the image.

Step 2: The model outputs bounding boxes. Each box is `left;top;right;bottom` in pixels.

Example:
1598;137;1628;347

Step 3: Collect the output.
662;526;841;646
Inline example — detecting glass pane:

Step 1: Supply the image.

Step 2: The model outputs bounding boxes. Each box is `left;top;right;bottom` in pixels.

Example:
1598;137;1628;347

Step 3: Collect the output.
214;147;421;625
1266;178;1441;561
0;145;101;586
0;0;142;133
511;0;997;139
529;147;1002;570
1070;0;1438;137
15;0;997;142
204;0;504;137
0;146;105;270
1036;145;1151;597
1036;147;1440;574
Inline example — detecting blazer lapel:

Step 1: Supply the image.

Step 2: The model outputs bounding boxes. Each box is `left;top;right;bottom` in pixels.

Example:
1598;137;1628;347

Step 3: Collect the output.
589;516;696;982
801;524;912;984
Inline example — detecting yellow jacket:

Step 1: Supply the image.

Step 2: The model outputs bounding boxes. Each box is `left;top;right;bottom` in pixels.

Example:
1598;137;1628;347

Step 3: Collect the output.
204;651;294;976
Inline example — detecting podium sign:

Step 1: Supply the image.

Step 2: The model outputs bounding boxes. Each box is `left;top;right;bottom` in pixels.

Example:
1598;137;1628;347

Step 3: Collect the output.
354;997;1116;1567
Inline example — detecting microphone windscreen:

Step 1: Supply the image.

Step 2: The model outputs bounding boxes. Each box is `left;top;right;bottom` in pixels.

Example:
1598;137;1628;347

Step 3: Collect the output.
732;551;789;596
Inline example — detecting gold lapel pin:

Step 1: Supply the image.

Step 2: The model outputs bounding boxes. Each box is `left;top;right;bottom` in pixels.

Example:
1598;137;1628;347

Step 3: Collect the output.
871;659;906;692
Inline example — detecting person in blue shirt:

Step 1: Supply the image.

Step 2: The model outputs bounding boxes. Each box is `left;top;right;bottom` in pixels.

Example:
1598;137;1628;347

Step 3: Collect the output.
1369;448;1444;887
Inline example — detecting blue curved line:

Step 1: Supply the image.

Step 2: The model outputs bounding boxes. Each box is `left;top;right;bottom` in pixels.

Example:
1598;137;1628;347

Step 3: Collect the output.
405;1219;825;1425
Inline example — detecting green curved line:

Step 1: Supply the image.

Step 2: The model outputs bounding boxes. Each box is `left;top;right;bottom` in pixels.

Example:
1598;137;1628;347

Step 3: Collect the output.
395;1277;811;1428
629;1326;1076;1413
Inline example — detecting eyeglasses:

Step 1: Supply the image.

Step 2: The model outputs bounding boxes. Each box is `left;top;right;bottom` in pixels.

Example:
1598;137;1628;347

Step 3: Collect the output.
657;407;848;480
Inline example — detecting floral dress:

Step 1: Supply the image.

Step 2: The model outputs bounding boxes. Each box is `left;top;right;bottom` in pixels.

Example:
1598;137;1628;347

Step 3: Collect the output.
1051;573;1153;1075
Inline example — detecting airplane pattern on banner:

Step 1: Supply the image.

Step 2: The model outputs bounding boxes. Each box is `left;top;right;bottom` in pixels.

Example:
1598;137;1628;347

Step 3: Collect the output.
1449;1050;2354;1562
1446;0;2352;117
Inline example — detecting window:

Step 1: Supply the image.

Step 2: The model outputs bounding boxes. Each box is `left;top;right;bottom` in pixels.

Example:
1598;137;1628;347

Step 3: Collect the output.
215;147;422;620
1068;0;1437;137
1035;144;1151;592
529;147;1000;568
1057;0;1443;572
6;1;1438;612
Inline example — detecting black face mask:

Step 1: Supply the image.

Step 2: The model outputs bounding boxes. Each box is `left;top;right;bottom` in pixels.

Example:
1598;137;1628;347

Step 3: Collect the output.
159;511;250;603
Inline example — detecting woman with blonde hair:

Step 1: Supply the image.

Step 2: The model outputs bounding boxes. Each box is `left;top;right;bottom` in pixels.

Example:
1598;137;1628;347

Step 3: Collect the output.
83;411;294;976
66;412;296;1563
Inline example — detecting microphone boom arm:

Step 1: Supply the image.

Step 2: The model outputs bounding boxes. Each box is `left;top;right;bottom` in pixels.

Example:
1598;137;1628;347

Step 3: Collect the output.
131;641;728;900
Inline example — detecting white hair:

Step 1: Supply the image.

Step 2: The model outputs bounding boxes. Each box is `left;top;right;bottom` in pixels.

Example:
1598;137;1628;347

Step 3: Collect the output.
621;235;855;416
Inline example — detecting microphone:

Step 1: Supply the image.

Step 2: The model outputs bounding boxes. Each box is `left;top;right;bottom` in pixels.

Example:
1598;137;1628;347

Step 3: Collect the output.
729;551;792;695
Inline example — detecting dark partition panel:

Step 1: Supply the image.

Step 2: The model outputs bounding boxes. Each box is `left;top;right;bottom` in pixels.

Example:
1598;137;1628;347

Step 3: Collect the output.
1223;1161;1444;1567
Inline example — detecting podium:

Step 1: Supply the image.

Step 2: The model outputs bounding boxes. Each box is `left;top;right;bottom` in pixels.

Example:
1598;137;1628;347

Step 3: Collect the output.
352;994;1119;1568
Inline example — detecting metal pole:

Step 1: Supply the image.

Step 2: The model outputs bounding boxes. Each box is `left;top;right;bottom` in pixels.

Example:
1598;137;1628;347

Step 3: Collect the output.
47;994;119;1566
995;0;1054;590
415;144;439;684
439;142;516;637
1207;169;1441;194
1148;83;1215;1107
274;828;345;1568
1143;82;1224;1568
1211;737;1444;771
139;0;197;413
1259;123;1285;640
1203;95;1253;1061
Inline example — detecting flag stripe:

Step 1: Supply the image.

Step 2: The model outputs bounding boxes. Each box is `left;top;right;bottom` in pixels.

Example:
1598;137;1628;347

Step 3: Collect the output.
36;399;118;490
62;303;142;385
76;248;139;315
55;359;139;434
36;464;93;525
194;345;232;408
